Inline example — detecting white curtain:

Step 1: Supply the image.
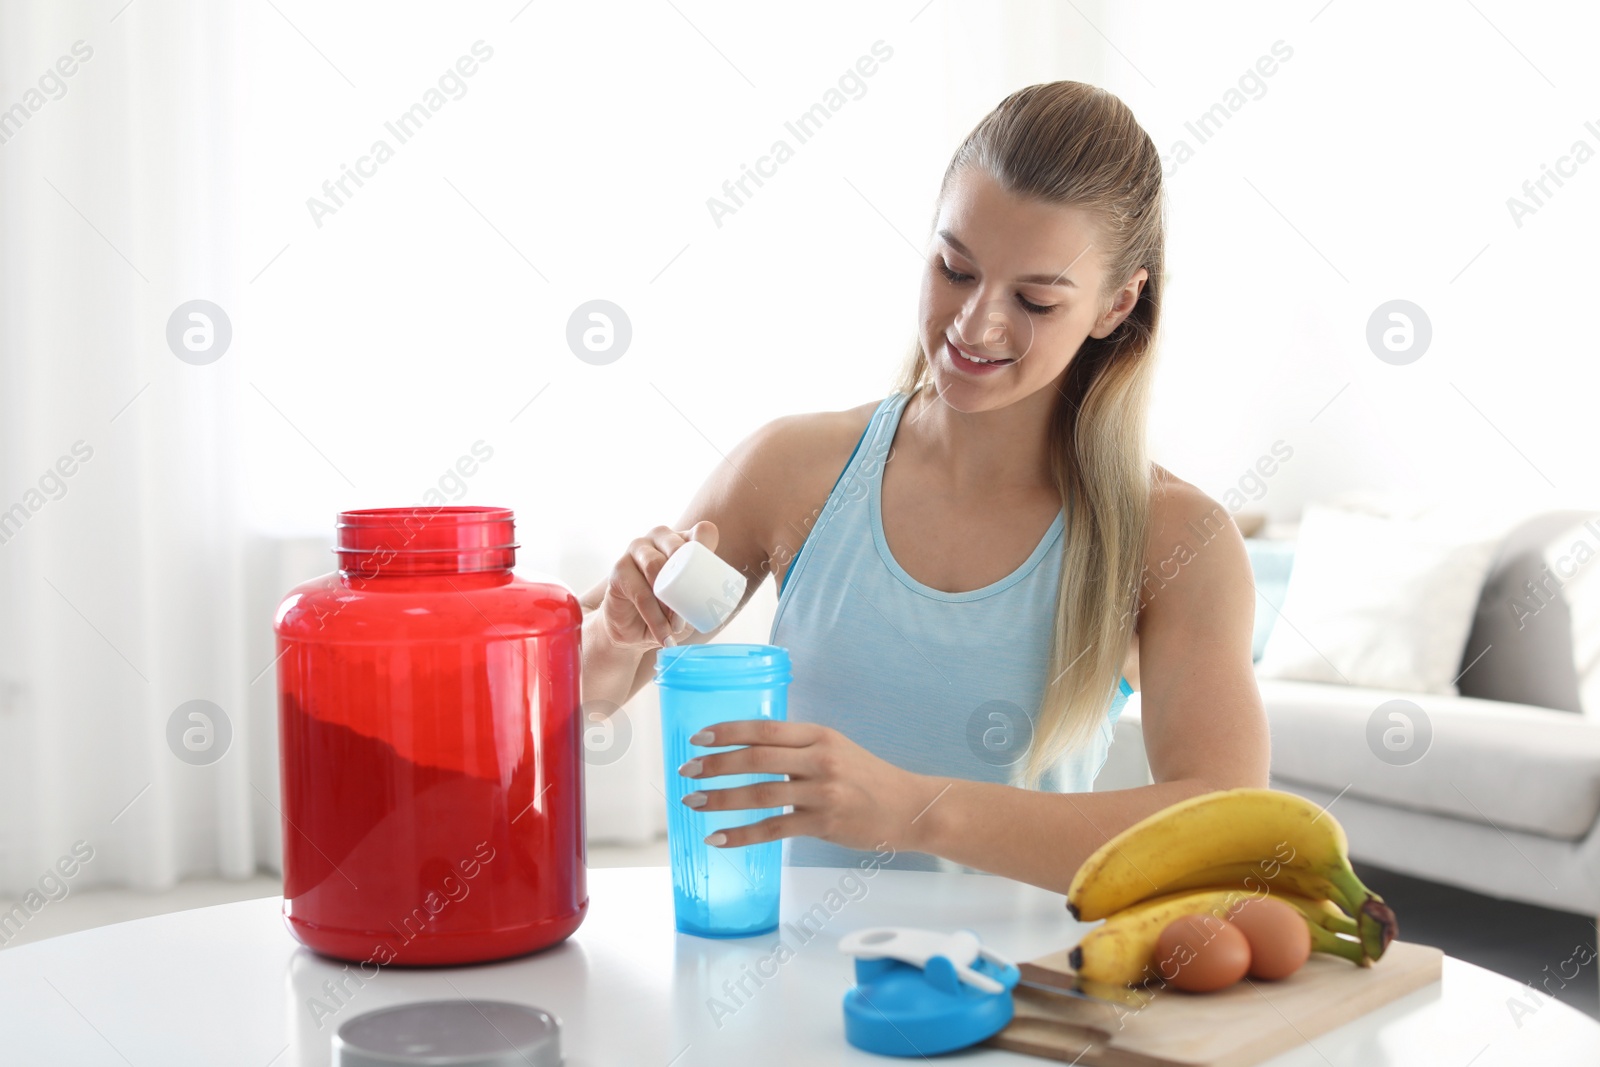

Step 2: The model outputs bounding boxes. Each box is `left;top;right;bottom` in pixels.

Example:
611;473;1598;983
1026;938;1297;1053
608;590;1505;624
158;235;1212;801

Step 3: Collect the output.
0;0;257;893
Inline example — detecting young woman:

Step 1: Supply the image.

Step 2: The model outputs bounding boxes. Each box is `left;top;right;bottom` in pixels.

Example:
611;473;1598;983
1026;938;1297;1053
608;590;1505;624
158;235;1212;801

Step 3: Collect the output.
580;81;1268;895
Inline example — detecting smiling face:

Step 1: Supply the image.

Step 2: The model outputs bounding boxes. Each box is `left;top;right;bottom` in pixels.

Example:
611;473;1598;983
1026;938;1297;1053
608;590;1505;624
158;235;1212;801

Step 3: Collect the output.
918;166;1147;411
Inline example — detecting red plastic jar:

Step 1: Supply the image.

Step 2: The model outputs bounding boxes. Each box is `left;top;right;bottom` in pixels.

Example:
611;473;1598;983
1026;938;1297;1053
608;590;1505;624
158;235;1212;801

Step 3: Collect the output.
272;506;586;965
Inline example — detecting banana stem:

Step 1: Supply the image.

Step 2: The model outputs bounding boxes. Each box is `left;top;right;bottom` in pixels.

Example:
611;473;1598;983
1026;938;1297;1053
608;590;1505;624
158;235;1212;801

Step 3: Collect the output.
1309;923;1369;967
1314;870;1360;917
1325;865;1399;962
1321;912;1360;938
1290;900;1359;938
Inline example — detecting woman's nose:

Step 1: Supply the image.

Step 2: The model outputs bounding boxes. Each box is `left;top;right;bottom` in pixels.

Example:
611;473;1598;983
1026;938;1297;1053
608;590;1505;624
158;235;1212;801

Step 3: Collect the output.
954;297;1024;354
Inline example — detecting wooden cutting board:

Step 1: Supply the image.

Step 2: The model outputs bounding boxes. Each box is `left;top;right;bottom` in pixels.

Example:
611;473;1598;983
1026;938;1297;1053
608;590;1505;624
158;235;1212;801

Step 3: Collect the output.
985;939;1443;1067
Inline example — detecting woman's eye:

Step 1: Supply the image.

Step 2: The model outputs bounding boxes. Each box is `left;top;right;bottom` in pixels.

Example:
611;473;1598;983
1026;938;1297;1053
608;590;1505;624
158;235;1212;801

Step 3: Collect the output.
937;259;1056;316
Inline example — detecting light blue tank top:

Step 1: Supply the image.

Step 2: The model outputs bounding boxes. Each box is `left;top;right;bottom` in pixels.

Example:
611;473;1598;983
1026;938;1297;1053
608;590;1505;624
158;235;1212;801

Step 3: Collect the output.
770;389;1133;873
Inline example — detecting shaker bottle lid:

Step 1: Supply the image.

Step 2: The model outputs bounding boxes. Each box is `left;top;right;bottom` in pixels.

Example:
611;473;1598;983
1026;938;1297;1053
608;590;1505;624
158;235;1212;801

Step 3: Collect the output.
333;1000;561;1067
655;643;793;689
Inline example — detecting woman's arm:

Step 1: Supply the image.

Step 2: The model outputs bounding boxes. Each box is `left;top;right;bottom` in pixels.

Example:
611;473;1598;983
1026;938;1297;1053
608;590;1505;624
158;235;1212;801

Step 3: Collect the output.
578;413;820;711
905;476;1271;891
684;475;1270;897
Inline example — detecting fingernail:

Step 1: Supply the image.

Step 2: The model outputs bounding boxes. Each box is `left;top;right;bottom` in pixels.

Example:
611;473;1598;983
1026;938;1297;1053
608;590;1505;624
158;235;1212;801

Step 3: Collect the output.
705;832;727;847
682;791;707;808
689;729;714;745
664;635;676;647
678;759;702;777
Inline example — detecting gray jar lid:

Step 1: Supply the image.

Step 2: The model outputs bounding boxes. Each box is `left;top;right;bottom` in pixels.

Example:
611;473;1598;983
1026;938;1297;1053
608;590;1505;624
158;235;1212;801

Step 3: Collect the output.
333;1000;561;1067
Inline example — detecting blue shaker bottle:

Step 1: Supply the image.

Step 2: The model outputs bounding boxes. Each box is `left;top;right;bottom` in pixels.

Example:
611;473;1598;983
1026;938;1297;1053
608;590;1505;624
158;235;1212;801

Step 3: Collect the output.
655;643;792;938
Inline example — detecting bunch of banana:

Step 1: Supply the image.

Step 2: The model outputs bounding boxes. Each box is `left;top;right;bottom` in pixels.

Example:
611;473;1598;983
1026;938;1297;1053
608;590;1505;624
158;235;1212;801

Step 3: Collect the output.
1067;886;1366;987
1066;788;1398;982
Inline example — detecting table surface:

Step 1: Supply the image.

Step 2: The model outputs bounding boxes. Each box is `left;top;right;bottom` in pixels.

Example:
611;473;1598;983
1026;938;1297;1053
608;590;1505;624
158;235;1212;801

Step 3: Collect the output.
0;866;1594;1066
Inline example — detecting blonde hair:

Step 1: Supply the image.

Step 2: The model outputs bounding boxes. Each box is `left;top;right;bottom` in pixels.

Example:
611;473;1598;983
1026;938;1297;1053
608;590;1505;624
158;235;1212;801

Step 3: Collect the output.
891;81;1164;791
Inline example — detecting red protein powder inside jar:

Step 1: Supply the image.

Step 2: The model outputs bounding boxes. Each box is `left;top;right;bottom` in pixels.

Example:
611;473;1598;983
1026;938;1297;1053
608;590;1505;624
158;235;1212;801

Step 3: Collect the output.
274;507;585;965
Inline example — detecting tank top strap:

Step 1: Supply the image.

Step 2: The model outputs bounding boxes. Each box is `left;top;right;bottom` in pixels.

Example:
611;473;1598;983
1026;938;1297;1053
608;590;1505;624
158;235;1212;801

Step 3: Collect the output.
777;391;909;601
845;390;909;493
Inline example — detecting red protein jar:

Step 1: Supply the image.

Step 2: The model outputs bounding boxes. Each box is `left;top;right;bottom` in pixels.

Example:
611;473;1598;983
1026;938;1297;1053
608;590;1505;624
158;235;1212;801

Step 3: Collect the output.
273;506;586;965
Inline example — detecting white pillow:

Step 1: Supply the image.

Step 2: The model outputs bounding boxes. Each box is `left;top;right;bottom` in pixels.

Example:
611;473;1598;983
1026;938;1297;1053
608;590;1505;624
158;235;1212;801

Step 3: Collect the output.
1255;502;1505;695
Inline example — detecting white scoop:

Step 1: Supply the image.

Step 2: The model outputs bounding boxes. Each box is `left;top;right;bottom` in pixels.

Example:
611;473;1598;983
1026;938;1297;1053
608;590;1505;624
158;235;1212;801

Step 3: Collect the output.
652;539;747;634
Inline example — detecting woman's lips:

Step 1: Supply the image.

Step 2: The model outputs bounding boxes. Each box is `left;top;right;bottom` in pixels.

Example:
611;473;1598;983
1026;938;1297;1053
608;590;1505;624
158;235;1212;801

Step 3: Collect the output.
945;337;1015;375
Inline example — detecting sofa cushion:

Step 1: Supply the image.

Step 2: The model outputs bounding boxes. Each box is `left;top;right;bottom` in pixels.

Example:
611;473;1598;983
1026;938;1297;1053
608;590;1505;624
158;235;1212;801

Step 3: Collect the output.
1260;677;1600;841
1456;510;1600;716
1255;504;1505;696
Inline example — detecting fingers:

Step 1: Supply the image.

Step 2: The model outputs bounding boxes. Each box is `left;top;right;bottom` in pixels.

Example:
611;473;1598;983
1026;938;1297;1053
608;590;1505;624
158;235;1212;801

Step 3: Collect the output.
685;777;804;815
632;530;676;587
632;591;675;647
613;554;674;646
608;521;721;647
687;519;719;554
640;527;691;633
679;727;831;785
687;719;822;753
701;811;806;848
620;525;693;645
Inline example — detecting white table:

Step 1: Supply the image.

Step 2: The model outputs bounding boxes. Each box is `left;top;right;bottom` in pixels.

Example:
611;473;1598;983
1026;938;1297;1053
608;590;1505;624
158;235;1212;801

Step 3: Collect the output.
0;866;1594;1066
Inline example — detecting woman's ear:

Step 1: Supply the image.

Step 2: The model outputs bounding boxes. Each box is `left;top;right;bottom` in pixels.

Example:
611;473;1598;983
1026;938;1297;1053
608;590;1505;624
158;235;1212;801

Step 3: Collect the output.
1089;267;1148;339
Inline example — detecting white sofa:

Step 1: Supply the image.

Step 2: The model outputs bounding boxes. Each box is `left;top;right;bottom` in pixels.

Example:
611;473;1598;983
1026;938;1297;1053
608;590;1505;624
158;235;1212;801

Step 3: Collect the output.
1094;508;1600;928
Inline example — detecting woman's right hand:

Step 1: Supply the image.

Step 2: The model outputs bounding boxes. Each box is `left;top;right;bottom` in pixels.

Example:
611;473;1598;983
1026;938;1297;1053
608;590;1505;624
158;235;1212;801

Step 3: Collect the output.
596;520;720;652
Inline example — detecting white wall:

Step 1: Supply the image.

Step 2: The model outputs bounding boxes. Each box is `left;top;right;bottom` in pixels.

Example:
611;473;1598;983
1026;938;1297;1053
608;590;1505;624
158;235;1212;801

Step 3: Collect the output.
1100;0;1600;524
229;1;1112;594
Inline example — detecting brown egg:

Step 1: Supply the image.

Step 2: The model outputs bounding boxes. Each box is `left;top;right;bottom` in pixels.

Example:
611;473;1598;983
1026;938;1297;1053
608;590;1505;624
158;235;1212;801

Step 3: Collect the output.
1152;914;1251;993
1227;896;1312;980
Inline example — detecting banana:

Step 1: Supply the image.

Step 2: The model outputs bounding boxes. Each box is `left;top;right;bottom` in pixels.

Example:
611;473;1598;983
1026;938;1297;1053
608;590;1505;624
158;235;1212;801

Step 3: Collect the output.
1069;887;1251;987
1142;860;1347;909
1065;788;1398;963
1067;886;1367;986
1150;863;1360;937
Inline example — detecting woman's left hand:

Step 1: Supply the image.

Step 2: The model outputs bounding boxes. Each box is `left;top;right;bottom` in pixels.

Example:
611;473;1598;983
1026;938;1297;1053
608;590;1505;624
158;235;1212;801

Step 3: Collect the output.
677;720;946;853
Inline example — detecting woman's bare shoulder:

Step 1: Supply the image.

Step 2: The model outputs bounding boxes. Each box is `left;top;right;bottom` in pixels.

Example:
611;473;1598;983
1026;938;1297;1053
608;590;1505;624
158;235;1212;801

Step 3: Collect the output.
1141;462;1250;600
758;399;879;475
1149;462;1203;512
737;397;883;573
1145;463;1236;545
749;398;880;509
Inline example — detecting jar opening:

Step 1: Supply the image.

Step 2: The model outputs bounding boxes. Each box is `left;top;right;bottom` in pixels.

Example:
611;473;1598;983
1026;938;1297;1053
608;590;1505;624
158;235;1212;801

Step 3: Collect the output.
335;506;518;577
